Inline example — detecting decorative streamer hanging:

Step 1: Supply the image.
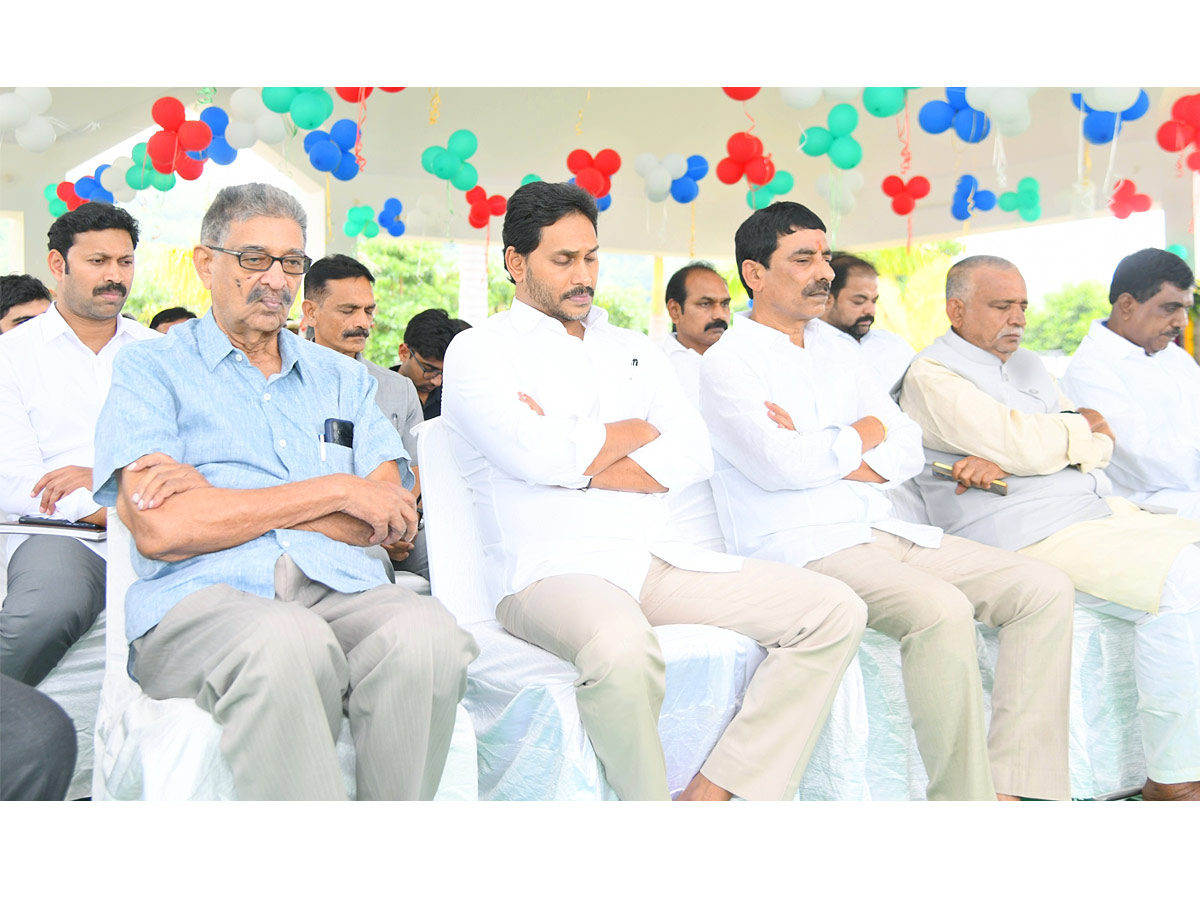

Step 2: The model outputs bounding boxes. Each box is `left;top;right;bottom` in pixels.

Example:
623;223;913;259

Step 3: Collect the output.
354;95;368;171
576;89;591;136
196;87;217;106
897;99;912;176
428;88;440;125
991;133;1008;191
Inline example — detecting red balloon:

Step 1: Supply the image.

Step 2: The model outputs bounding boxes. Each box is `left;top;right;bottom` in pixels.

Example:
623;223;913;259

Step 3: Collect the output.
151;96;186;131
174;153;205;181
1132;193;1152;213
907;176;931;199
566;149;593;173
1171;94;1200;129
726;132;762;163
488;195;507;216
147;130;179;171
465;186;486;205
468;204;490;229
1157;121;1195;153
1187;150;1200;171
891;195;916;216
335;87;374;103
574;167;606;197
722;87;760;102
379;87;406;93
56;180;76;202
881;175;905;197
177;120;213;152
744;156;775;187
593;148;621;175
716;157;744;184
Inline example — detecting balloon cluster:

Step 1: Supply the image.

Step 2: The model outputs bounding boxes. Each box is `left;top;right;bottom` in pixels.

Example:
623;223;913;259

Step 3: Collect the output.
746;171;794;210
722;87;760;101
47;182;83;215
260;87;334;132
950;174;997;221
862;87;913;118
567;148;621;199
634;153;708;203
1109;180;1151;219
92;156;139;202
344;206;380;238
466;187;506;230
125;142;177;192
1071;90;1150;145
224;88;289;149
998;177;1041;222
1155;93;1200;171
716;132;772;184
305;119;361;181
334;87;406;102
799;105;863;169
73;164;117;206
421;129;481;191
816;171;864;215
918;88;990;143
881;175;930;215
778;87;861;109
377;198;405;237
145;97;212;182
962;88;1038;138
0;87;56;153
187;107;239;165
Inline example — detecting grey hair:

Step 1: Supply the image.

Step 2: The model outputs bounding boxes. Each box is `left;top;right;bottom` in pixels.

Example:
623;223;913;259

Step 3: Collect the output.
945;255;1019;301
200;183;307;247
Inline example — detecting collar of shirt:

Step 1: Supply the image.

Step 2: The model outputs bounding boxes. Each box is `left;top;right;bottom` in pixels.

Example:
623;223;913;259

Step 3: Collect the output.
36;302;143;351
195;310;305;382
1084;318;1154;361
509;296;608;337
660;332;699;359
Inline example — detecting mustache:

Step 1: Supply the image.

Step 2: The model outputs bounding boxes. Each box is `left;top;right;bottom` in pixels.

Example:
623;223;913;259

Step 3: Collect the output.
854;315;875;327
94;282;126;297
341;328;371;340
562;287;595;300
248;285;291;306
999;328;1025;340
704;320;728;332
805;280;832;296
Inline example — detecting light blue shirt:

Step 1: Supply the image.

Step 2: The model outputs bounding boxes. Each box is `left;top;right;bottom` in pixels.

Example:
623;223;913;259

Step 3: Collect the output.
93;312;412;642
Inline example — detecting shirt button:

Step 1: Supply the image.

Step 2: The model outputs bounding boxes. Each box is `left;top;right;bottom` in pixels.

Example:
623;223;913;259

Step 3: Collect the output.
281;540;291;548
278;439;287;448
236;354;243;361
263;393;271;401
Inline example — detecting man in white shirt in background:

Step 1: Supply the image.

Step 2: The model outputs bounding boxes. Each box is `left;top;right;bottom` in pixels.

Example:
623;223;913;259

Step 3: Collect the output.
443;182;867;802
1061;248;1200;519
659;261;732;551
0;203;157;685
701;202;1076;801
820;254;915;393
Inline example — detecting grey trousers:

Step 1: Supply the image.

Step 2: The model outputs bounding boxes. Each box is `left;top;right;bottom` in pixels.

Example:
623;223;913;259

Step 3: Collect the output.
0;673;77;801
132;555;478;800
0;536;105;686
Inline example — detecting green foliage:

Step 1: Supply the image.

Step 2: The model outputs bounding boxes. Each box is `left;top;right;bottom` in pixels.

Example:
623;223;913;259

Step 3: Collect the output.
854;241;965;352
124;245;211;326
1022;280;1110;354
594;285;650;332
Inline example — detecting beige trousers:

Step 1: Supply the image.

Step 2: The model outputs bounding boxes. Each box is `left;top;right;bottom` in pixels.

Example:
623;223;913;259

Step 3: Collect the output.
497;556;867;801
806;531;1075;801
133;555;479;800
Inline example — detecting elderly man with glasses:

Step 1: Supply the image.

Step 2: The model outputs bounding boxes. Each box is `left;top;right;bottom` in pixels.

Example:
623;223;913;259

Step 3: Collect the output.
89;183;478;800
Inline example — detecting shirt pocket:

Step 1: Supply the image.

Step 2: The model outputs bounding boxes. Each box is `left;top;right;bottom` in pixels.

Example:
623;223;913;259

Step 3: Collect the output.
323;441;355;475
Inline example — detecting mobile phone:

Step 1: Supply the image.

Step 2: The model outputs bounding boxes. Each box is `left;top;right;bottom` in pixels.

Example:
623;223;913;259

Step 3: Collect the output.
931;461;1008;496
17;515;106;532
324;418;354;448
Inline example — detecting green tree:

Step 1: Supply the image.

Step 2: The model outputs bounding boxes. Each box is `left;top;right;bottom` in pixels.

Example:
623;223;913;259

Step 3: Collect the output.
857;241;964;352
1022;280;1110;354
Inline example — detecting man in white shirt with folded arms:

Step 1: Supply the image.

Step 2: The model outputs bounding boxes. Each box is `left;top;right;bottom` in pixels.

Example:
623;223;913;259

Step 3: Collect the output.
0;202;157;686
443;182;867;801
699;201;1076;801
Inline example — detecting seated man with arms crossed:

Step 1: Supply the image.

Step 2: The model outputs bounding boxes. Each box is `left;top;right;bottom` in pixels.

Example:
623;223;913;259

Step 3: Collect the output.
701;203;1076;801
1061;248;1200;519
898;254;1200;801
91;184;477;800
444;182;867;801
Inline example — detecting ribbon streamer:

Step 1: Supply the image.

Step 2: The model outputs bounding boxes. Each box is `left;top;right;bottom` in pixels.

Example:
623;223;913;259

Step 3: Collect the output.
897;99;911;176
576;89;591;136
428;88;440;125
354;96;368;172
991;133;1008;192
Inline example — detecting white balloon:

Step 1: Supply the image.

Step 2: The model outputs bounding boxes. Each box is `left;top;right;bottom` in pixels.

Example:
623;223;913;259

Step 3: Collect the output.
224;120;258;150
1083;86;1140;113
964;87;996;112
634;152;659;177
661;153;688;180
995;107;1033;137
824;87;861;102
0;93;32;131
255;113;287;145
112;184;137;202
832;194;856;215
100;166;124;192
111;155;135;173
645;168;671;197
843;170;864;191
779;87;823;109
988;89;1029;121
229;87;265;121
15;116;56;152
14;87;52;115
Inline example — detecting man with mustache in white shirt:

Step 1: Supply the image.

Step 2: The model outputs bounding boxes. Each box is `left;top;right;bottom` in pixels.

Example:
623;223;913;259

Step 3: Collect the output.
443;182;868;801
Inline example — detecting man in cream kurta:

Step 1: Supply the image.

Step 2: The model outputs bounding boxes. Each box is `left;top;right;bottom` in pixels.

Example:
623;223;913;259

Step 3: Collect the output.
898;253;1200;800
1061;248;1200;520
443;182;867;802
701;202;1076;802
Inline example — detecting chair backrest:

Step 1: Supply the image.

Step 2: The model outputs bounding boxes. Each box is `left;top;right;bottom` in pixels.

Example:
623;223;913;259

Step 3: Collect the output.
100;511;140;709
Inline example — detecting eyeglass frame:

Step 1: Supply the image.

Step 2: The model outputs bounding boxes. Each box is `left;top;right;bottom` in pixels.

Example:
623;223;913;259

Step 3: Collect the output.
409;350;443;378
205;245;313;275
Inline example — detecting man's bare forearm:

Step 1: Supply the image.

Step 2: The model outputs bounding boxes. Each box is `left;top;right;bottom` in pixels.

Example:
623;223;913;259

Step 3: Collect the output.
584;419;660;476
292;511;374;545
589;457;667;493
843;460;886;483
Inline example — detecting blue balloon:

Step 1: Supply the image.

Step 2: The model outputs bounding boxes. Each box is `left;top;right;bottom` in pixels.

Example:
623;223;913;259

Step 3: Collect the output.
1083;111;1118;144
670;177;700;204
308;140;341;172
954;174;978;198
207;137;238;166
303;130;328;153
74;176;97;199
973;190;997;211
953;108;990;143
387;221;406;237
951;199;971;221
685;154;708;181
94;164;110;180
90;186;114;204
331;150;360;181
329;119;358;152
199;106;229;136
918;100;955;134
1070;92;1084;112
1121;90;1150;122
186;148;207;161
945;87;969;111
596;193;611;212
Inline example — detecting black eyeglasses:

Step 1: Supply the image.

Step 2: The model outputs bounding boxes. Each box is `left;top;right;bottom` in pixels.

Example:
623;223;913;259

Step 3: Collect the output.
411;351;443;377
206;245;312;275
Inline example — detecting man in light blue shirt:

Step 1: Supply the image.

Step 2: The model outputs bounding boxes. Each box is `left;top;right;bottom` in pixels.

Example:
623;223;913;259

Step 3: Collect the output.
92;183;477;800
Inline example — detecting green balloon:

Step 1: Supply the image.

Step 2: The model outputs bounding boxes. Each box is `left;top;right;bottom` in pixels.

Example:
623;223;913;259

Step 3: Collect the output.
447;128;478;160
450;161;478;191
347;206;368;223
151;170;176;192
827;103;859;137
520;173;542;185
828;135;863;170
132;142;150;166
998;191;1019;212
290;90;331;130
432;148;461;180
1166;243;1190;262
862;87;906;118
1017;186;1039;208
421;145;442;174
1019;204;1041;222
125;163;154;190
800;126;832;157
1017;176;1039;194
343;221;359;238
49;198;67;217
746;188;774;210
262;87;299;114
43;183;58;201
768;170;794;194
363;220;380;238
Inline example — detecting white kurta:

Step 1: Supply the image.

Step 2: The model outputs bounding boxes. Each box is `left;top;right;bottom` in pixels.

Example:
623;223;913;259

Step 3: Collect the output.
857;327;916;394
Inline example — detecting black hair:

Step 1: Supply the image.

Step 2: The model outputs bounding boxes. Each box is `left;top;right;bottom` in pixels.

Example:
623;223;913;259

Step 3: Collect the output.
733;201;827;297
404;308;472;361
501;182;599;284
304;254;375;302
830;254;879;298
46;202;140;266
1;274;52;319
665;261;720;311
1109;248;1195;305
148;307;197;330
